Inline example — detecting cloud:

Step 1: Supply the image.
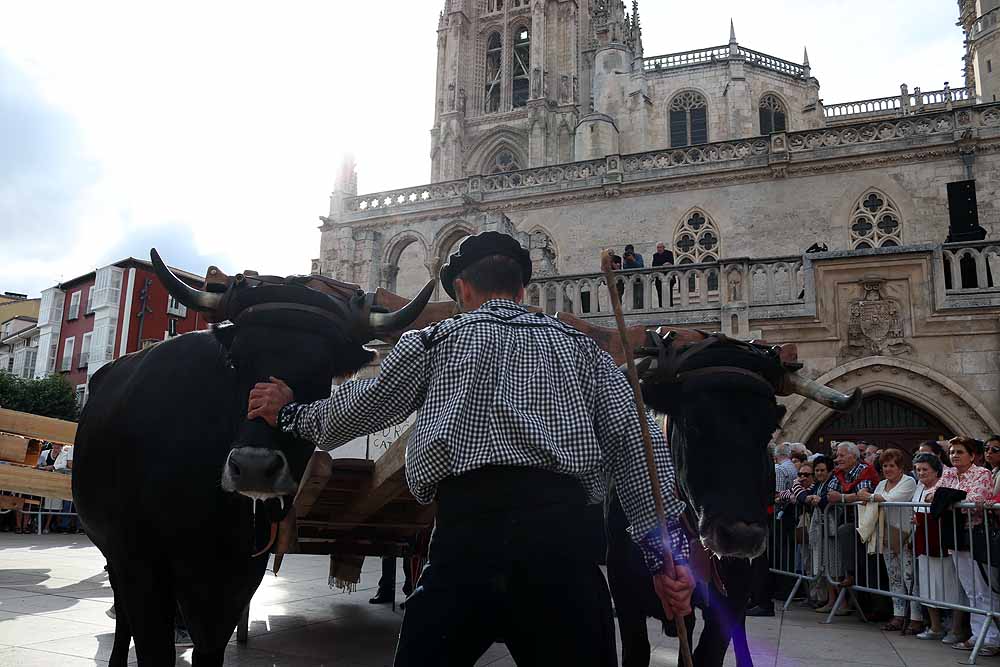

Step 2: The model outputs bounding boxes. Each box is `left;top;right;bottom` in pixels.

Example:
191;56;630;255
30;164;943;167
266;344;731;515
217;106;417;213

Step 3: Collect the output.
94;222;231;279
0;51;104;288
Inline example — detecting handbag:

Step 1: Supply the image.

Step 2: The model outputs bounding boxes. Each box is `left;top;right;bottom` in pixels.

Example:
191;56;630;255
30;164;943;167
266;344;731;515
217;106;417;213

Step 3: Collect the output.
972;521;1000;568
914;511;943;557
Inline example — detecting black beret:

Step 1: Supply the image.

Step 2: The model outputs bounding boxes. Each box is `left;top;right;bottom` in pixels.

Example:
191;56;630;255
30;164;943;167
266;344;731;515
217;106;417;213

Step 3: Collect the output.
439;231;532;300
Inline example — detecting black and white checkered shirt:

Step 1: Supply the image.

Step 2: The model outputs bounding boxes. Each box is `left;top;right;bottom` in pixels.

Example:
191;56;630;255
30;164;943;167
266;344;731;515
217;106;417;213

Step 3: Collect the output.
279;299;688;570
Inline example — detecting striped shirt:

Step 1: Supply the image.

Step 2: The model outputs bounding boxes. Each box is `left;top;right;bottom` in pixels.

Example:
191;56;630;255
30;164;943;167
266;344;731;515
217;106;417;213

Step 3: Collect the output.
278;299;688;571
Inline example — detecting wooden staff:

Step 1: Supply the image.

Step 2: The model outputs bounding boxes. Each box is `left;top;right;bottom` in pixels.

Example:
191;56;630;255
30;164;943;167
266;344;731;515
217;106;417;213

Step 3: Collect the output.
601;251;694;667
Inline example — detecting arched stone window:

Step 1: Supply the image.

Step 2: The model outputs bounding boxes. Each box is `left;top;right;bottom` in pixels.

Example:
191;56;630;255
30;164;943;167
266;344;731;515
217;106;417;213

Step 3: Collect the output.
669;91;708;147
512;26;531;108
759;94;787;134
673;209;721;264
486;146;521;173
484;32;502;114
850;190;902;250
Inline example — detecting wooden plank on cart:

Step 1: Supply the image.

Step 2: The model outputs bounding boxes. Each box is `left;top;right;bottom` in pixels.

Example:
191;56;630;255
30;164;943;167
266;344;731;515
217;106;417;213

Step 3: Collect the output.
0;465;73;500
0;408;77;445
330;425;413;530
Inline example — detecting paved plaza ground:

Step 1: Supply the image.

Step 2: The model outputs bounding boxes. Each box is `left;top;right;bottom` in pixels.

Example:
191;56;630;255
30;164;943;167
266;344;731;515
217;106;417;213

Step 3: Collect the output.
0;533;974;666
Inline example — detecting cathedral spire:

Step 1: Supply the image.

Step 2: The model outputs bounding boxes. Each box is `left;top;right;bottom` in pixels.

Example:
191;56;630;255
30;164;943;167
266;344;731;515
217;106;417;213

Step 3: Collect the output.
631;0;644;58
729;19;737;45
803;46;811;78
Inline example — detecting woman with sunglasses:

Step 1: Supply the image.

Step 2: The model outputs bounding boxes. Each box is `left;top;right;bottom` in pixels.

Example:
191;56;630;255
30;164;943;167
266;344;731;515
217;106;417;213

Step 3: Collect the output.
985;436;1000;496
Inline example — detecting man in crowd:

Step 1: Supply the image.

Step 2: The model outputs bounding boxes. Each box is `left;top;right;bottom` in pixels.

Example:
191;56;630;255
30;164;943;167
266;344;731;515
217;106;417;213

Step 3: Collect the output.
652;242;674;308
248;231;694;666
826;442;879;590
748;443;798;616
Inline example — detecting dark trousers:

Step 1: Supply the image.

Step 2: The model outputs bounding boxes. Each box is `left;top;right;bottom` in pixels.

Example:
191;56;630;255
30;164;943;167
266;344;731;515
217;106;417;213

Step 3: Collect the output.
393;466;615;667
376;556;413;598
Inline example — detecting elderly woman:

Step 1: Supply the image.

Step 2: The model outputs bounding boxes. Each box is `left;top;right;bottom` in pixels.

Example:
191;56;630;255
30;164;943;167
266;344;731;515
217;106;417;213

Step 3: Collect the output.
912;452;968;642
857;449;918;632
804;456;838;612
917;440;951;469
927;436;997;654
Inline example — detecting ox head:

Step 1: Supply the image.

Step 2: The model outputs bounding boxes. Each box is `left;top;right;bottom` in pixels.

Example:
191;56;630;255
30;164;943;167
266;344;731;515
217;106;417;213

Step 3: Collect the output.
150;249;435;511
558;315;860;559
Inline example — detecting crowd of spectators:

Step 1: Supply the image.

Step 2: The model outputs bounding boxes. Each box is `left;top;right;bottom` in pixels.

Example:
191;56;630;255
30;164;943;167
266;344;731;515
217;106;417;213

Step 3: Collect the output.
769;434;1000;656
0;441;81;535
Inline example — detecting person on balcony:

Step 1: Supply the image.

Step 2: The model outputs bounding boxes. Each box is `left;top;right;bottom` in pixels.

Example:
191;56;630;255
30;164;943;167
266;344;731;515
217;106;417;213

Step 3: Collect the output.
652;242;674;308
623;245;645;310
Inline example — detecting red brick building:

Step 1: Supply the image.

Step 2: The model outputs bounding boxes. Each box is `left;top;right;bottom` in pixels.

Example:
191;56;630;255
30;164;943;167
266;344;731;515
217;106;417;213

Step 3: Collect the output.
36;258;209;404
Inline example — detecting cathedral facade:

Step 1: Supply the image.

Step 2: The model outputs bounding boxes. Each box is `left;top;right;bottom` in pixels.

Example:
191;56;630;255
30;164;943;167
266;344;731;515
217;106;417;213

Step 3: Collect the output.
316;0;1000;451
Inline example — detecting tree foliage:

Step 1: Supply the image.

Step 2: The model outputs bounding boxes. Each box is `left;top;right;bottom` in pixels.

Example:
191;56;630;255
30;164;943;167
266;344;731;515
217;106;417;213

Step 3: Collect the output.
0;373;78;422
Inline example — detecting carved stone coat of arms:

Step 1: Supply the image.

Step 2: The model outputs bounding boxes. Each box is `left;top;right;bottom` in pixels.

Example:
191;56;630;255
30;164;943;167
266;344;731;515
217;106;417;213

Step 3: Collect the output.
839;278;913;361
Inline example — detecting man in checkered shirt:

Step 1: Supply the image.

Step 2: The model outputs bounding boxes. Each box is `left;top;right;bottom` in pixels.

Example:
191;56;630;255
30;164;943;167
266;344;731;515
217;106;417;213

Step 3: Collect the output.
249;231;693;666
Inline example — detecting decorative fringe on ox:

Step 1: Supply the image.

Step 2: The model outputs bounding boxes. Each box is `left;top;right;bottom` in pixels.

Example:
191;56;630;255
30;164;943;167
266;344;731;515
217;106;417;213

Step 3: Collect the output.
328;555;364;593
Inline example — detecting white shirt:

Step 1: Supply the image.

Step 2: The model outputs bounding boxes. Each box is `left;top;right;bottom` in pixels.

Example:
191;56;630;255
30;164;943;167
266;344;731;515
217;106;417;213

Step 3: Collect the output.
54;446;73;473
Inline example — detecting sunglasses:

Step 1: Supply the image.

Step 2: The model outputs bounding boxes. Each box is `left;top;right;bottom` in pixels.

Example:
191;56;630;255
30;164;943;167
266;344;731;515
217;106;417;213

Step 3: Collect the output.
798;471;814;476
988;446;1000;455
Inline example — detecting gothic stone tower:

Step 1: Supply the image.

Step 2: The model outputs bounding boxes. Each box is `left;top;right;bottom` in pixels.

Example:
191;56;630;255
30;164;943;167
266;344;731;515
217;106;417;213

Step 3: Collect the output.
959;0;1000;103
430;0;591;182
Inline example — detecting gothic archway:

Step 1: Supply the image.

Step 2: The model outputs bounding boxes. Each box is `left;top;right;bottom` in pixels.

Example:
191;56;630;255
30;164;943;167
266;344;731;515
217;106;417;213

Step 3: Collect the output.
777;356;1000;447
806;393;951;456
382;231;430;298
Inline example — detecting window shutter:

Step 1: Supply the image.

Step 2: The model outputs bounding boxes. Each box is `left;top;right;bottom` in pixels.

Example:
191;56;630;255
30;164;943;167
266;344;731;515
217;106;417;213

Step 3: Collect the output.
68;292;81;320
61;338;75;372
759;108;773;135
690;108;708;145
669;110;688;147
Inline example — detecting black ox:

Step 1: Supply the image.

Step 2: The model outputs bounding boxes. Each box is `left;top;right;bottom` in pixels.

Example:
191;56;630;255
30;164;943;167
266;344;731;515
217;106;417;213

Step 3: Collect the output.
588;328;861;667
73;251;432;666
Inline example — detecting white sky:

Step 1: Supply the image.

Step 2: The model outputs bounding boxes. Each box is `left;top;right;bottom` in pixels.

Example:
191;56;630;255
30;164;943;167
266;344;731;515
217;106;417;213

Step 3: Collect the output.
0;0;965;296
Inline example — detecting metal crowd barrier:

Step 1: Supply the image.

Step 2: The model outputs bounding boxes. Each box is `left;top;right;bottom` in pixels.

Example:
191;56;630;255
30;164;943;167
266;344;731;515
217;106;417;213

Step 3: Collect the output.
770;498;1000;665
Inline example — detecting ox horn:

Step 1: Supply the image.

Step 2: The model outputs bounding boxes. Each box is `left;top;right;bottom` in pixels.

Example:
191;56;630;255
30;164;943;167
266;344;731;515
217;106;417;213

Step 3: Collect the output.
150;248;224;313
784;372;863;413
368;279;436;336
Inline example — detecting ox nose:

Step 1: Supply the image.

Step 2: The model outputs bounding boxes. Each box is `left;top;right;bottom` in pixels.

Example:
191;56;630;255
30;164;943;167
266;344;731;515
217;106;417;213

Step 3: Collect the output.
224;447;296;497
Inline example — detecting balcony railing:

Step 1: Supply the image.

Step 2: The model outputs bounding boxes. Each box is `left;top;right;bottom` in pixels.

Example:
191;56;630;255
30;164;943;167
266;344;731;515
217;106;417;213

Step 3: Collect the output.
642;45;806;79
524;258;805;318
942;241;1000;294
824;84;974;122
342;102;1000;219
644;46;729;71
973;6;1000;39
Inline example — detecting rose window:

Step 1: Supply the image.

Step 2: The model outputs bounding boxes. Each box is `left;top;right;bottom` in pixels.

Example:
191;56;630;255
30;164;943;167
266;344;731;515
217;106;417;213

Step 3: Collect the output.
673;209;721;263
850;189;902;249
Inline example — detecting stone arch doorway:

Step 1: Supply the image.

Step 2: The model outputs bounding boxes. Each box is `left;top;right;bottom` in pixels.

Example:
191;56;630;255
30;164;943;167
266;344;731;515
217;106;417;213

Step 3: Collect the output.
777;356;1000;449
806;393;951;456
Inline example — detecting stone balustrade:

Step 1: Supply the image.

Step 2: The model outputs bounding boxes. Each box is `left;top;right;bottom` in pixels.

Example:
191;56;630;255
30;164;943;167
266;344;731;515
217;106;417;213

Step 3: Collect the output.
737;47;806;78
943;241;1000;293
642;45;805;79
524;258;805;319
824;84;973;122
341;103;1000;220
973;6;1000;39
643;46;729;71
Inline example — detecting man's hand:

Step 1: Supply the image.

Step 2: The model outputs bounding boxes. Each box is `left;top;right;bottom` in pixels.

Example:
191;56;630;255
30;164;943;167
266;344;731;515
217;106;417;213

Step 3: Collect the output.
247;377;294;427
652;565;694;620
827;490;843;504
